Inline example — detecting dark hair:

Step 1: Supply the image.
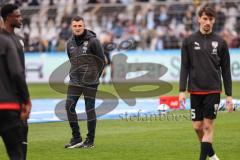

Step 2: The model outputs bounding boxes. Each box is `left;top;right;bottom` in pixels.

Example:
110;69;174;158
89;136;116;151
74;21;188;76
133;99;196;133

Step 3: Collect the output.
198;5;216;18
0;4;19;21
71;16;84;22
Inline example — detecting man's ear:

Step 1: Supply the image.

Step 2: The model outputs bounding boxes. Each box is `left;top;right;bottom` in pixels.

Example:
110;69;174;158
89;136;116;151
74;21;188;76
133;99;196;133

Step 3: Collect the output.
212;18;216;24
197;16;201;24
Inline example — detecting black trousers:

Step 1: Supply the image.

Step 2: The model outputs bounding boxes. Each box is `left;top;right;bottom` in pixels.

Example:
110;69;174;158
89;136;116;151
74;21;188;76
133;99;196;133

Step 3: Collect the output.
20;120;28;160
65;84;98;141
0;110;23;160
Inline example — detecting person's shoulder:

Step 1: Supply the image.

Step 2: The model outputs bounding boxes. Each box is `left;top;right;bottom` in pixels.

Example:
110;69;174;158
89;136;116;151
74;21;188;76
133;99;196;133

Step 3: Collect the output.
1;29;10;36
0;33;17;55
212;33;226;43
0;33;13;44
1;30;23;42
182;32;198;45
88;36;100;47
85;29;98;43
66;36;74;45
89;37;99;43
184;31;199;39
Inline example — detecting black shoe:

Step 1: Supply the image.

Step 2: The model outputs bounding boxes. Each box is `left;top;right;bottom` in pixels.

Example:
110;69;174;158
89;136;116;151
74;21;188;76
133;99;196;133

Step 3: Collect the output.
64;137;83;148
80;138;94;148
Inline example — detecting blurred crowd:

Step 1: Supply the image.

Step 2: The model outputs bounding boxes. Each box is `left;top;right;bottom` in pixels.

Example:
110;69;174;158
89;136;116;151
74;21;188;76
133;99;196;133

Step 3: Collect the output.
1;0;240;52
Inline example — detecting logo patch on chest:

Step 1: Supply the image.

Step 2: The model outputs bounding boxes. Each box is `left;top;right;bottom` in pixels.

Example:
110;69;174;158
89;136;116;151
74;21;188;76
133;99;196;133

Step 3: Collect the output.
194;42;201;50
82;41;88;54
69;46;76;54
211;41;218;55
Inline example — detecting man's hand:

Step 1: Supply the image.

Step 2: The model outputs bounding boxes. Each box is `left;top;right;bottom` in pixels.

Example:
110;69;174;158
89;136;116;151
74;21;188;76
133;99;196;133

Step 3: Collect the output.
179;92;186;102
21;100;32;121
179;92;186;108
226;96;233;112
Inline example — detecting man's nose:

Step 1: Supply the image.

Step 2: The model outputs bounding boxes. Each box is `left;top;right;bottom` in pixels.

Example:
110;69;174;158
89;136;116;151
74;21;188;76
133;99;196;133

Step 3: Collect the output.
19;16;23;21
205;19;211;25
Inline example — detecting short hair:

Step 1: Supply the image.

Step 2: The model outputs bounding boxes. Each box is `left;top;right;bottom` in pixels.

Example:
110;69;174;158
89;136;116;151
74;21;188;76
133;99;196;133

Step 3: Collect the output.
198;5;216;18
1;4;19;21
71;16;84;22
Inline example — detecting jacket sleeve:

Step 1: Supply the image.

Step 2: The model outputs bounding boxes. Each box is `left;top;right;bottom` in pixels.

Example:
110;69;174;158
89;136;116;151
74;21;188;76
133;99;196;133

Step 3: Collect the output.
179;38;190;92
6;39;30;104
220;41;232;96
66;41;71;59
91;38;106;76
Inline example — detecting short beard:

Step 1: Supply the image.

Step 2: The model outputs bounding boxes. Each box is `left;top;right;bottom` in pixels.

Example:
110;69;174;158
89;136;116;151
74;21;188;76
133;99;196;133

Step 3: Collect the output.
200;27;212;34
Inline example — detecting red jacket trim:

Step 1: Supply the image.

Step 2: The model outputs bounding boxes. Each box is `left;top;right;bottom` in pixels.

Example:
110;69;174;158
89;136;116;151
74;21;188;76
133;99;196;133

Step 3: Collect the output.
0;103;20;110
189;91;221;95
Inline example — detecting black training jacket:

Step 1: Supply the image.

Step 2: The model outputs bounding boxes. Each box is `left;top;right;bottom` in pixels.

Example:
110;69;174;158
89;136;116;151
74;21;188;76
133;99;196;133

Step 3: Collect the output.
2;30;25;69
179;31;232;96
0;33;29;105
66;29;105;86
2;30;29;103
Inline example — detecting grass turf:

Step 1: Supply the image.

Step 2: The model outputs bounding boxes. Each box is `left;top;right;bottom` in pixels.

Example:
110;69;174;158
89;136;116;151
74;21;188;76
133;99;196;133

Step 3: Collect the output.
1;82;239;159
28;82;240;99
0;110;240;160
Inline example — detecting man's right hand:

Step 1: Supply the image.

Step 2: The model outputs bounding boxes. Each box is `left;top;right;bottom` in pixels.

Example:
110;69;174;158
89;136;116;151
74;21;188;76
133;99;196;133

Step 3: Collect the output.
179;92;186;109
179;92;186;102
21;100;32;121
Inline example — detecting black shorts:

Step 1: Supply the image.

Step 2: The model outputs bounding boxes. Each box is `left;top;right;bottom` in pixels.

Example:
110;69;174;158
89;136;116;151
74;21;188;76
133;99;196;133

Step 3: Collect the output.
190;93;220;121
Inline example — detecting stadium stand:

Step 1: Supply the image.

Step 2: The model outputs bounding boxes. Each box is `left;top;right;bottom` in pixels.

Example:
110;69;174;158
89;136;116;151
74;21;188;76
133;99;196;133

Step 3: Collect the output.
0;0;240;52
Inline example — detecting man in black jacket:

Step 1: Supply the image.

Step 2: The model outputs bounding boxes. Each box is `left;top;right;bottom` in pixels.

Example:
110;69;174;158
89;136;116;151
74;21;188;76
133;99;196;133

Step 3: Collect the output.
1;4;32;159
179;6;233;160
64;16;105;149
0;32;30;160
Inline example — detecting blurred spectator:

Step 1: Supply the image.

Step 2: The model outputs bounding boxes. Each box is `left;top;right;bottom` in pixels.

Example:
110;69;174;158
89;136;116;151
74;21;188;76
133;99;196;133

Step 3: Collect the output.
59;22;71;41
230;34;240;48
28;37;46;52
235;16;240;33
4;0;240;52
168;0;188;24
112;20;124;39
221;28;235;47
100;32;113;83
123;20;138;39
14;0;22;6
183;10;195;31
28;0;39;6
163;27;180;49
136;0;149;2
146;8;155;30
47;5;57;22
49;0;54;5
150;29;164;50
157;5;169;26
88;0;100;3
138;25;148;50
214;3;226;32
135;9;146;30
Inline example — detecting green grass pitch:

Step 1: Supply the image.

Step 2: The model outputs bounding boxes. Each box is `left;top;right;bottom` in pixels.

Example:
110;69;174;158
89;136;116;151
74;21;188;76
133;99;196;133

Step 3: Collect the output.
0;82;240;159
27;82;240;99
0;111;240;160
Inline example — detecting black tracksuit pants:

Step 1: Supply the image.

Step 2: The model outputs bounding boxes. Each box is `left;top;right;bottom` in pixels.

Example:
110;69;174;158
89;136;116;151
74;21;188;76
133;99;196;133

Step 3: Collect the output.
20;120;28;160
0;111;23;160
65;84;98;141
